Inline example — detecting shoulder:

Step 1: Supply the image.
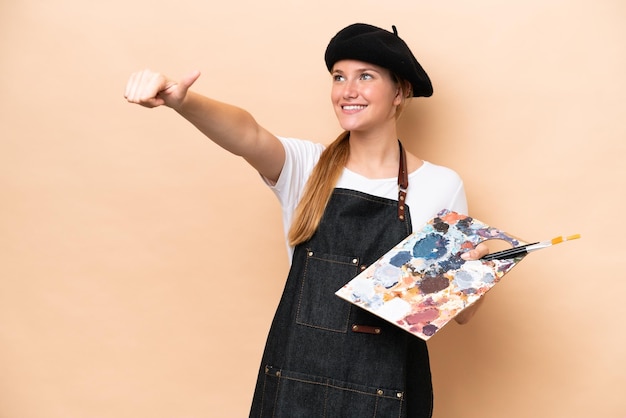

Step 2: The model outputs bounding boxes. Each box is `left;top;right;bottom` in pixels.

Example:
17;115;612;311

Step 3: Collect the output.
277;136;326;158
274;136;326;182
405;161;468;226
268;136;325;193
413;161;463;184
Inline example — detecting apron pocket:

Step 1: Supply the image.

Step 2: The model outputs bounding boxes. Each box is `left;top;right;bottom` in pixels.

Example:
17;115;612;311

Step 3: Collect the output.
260;365;404;418
296;250;359;333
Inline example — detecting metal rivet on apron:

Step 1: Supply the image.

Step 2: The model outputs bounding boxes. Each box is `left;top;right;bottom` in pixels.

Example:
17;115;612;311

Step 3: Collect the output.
352;258;358;264
265;366;269;373
275;371;281;377
308;251;313;257
396;392;403;399
360;265;366;271
377;389;384;396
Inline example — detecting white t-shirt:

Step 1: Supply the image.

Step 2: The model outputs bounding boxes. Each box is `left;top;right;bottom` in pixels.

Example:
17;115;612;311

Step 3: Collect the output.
265;136;468;259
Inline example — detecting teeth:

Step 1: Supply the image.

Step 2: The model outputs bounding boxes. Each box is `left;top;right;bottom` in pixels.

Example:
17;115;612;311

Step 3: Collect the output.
343;105;366;110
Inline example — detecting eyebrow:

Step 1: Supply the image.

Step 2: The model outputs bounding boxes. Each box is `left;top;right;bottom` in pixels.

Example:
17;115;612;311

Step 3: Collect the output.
332;67;381;74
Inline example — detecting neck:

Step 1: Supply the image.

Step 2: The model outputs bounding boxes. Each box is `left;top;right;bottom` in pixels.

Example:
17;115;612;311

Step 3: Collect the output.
346;133;401;179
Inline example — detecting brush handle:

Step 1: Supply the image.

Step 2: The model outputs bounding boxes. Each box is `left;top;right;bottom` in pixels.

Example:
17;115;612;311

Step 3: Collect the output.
481;242;540;261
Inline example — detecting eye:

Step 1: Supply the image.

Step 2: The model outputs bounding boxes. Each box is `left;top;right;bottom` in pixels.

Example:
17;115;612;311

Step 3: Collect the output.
332;74;345;82
360;72;373;80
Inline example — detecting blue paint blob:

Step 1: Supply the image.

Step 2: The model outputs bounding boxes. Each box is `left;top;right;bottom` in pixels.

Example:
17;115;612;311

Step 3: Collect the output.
455;218;474;235
412;233;449;260
452;270;475;290
389;251;412;267
438;255;465;271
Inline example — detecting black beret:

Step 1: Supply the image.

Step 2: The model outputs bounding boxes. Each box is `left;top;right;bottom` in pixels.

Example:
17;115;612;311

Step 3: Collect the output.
324;23;433;97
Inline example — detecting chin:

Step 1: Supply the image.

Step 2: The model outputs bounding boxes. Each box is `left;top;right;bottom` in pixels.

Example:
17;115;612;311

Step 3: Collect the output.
336;119;362;132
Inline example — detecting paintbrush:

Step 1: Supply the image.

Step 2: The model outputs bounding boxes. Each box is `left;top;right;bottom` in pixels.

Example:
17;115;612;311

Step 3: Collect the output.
481;234;581;261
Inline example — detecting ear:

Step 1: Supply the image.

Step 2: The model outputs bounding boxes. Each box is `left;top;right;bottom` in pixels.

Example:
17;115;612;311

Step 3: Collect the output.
393;87;404;106
394;80;411;103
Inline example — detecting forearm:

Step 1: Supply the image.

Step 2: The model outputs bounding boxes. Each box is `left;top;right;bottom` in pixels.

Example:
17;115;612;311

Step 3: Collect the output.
173;91;285;181
174;91;261;157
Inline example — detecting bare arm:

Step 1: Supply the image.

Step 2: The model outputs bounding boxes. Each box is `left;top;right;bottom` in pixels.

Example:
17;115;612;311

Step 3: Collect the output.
124;69;285;182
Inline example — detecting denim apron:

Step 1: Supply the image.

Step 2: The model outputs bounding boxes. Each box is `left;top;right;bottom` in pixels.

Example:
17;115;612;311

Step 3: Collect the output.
250;184;434;417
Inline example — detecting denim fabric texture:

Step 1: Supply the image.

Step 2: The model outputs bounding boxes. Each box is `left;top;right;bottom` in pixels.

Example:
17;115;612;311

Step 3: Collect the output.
250;189;434;418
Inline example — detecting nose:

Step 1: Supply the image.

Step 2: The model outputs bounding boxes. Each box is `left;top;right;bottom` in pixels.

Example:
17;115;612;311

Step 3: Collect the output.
342;79;358;99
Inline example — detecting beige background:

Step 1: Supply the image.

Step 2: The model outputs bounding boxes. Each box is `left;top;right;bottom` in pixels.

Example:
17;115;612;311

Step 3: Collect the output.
1;0;625;417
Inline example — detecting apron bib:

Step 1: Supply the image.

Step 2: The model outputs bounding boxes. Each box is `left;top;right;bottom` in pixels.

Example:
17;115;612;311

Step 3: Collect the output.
250;188;434;418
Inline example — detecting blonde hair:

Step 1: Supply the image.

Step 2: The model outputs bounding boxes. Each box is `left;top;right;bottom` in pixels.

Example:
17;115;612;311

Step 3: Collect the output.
288;131;350;246
287;76;413;247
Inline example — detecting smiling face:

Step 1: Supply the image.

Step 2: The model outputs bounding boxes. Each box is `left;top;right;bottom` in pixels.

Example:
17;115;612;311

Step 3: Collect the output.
330;59;403;135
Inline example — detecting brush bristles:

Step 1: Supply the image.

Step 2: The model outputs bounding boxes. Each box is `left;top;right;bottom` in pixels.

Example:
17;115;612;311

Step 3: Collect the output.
566;234;581;241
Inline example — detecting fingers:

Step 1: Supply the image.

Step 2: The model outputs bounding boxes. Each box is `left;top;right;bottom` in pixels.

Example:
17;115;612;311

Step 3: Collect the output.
460;242;490;261
474;242;490;258
124;69;201;109
460;249;478;261
124;69;168;108
177;70;201;92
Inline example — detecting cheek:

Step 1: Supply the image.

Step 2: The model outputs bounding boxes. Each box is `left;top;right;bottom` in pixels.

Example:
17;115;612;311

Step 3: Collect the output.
330;86;342;103
365;85;396;103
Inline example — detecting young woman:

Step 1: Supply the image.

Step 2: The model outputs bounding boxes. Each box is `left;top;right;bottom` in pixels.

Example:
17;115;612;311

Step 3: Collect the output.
125;23;487;418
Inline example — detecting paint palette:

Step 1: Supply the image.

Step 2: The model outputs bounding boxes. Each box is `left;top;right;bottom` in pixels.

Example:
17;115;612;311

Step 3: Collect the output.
335;209;527;340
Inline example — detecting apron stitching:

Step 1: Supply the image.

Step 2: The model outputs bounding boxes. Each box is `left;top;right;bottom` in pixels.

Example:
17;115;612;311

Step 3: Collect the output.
272;373;404;399
373;396;379;418
294;250;355;333
271;371;281;418
293;253;310;329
